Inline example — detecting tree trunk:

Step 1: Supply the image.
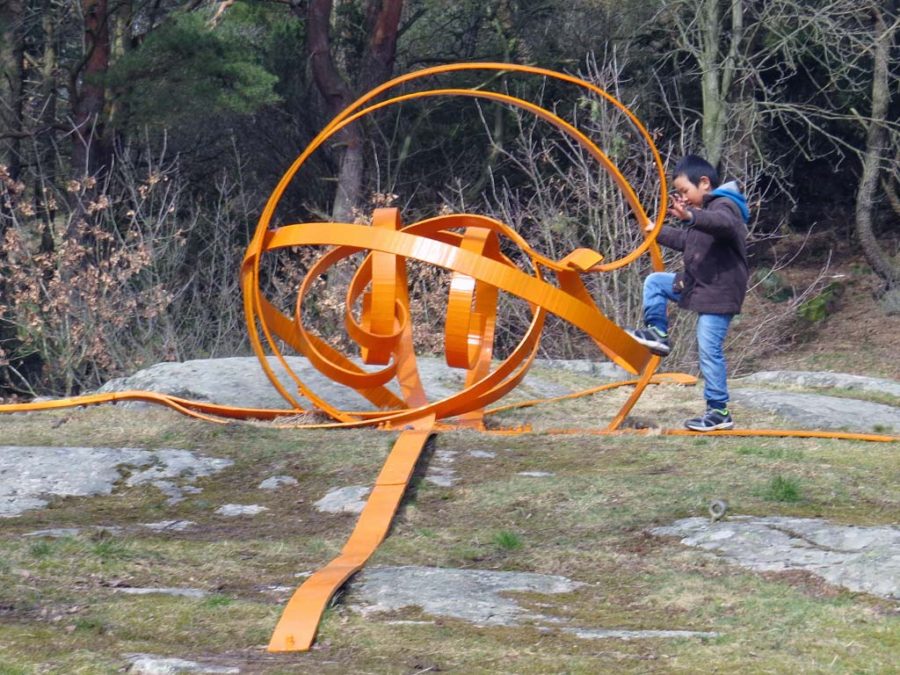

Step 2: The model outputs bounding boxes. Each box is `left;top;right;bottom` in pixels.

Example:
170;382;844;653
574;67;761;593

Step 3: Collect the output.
855;6;898;287
699;0;723;166
37;3;59;228
71;0;111;178
104;0;134;137
306;0;354;220
331;125;364;221
306;0;351;115
306;0;403;221
330;0;403;221
698;0;743;168
359;0;404;89
1;0;26;182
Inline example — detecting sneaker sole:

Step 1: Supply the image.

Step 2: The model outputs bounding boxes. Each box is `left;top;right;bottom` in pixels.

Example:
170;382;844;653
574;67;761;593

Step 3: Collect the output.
684;421;735;432
626;333;671;357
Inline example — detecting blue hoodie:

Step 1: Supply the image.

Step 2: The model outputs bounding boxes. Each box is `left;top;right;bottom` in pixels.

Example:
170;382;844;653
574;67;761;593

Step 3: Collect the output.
710;180;750;223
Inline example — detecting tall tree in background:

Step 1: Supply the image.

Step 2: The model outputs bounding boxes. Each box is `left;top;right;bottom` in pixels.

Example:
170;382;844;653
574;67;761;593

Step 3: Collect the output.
692;0;744;169
655;0;749;170
752;0;899;284
70;0;111;177
1;0;116;185
298;0;404;220
0;0;27;183
854;1;898;289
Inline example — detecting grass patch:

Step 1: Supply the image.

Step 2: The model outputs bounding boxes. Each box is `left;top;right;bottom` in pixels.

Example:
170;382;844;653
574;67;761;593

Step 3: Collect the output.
73;616;109;635
90;538;131;561
203;594;234;609
818;387;900;409
736;444;805;461
492;530;523;551
29;541;54;558
760;475;803;502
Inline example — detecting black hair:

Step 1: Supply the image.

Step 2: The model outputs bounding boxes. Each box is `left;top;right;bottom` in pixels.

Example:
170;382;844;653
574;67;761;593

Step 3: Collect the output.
674;155;720;188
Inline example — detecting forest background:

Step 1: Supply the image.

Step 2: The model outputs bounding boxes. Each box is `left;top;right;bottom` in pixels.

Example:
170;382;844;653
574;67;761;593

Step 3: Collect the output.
0;0;897;398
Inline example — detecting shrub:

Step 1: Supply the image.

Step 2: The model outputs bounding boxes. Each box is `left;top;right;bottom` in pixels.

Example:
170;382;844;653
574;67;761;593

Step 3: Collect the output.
0;144;252;396
798;282;842;323
753;267;793;302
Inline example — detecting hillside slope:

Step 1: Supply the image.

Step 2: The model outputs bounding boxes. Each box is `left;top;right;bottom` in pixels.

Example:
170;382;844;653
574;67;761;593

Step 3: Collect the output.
743;255;900;379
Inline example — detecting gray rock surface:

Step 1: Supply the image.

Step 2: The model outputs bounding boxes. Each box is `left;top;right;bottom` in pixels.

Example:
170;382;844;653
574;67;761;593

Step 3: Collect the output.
125;654;239;674
351;566;718;639
0;446;231;517
100;356;372;410
95;357;900;436
24;522;197;536
566;627;718;640
214;504;269;517
260;585;295;595
731;388;900;432
469;450;496;459
115;587;207;599
736;370;900;398
425;449;458;487
314;485;370;514
23;527;82;538
257;475;298;490
96;357;900;436
97;356;610;411
652;516;900;599
351;565;581;626
141;520;196;532
535;359;630;380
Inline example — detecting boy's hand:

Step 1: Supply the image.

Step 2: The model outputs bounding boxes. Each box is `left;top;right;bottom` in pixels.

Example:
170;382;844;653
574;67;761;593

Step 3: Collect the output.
667;193;691;221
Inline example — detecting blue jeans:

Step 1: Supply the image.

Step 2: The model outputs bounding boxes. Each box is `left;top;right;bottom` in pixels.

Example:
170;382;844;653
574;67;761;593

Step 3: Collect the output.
642;272;733;409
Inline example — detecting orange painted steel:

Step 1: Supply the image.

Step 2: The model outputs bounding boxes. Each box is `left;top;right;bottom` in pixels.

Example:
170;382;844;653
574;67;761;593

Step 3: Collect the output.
267;414;436;652
0;63;897;656
241;66;675;427
540;427;900;443
4;388;895;446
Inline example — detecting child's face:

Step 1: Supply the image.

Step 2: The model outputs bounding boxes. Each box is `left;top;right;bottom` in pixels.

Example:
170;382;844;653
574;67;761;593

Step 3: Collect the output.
673;174;712;208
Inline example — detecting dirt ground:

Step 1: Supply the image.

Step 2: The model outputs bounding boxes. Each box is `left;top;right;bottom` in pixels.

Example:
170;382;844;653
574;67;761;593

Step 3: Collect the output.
741;249;900;379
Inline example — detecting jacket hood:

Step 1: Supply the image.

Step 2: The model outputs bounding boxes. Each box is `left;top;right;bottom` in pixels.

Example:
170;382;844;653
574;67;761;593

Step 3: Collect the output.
709;181;750;223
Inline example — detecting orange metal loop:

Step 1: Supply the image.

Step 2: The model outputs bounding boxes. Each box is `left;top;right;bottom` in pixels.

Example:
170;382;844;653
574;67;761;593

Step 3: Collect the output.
360;208;406;364
238;63;676;427
247;63;669;276
250;215;654;428
445;226;500;370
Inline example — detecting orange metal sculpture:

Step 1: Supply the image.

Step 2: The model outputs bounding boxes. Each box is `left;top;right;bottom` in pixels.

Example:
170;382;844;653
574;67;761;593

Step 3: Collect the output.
0;63;896;654
241;63;673;432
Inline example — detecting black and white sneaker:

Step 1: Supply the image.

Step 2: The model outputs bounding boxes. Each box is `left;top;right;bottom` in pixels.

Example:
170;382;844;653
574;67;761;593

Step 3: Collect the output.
684;408;734;432
626;326;671;356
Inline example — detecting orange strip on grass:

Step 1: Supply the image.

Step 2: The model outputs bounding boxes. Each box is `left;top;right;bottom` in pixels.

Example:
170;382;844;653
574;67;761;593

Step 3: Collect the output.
266;414;436;653
537;426;899;443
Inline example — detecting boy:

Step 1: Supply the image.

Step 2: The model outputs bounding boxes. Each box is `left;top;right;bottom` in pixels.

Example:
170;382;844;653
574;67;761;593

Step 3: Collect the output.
628;155;750;431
